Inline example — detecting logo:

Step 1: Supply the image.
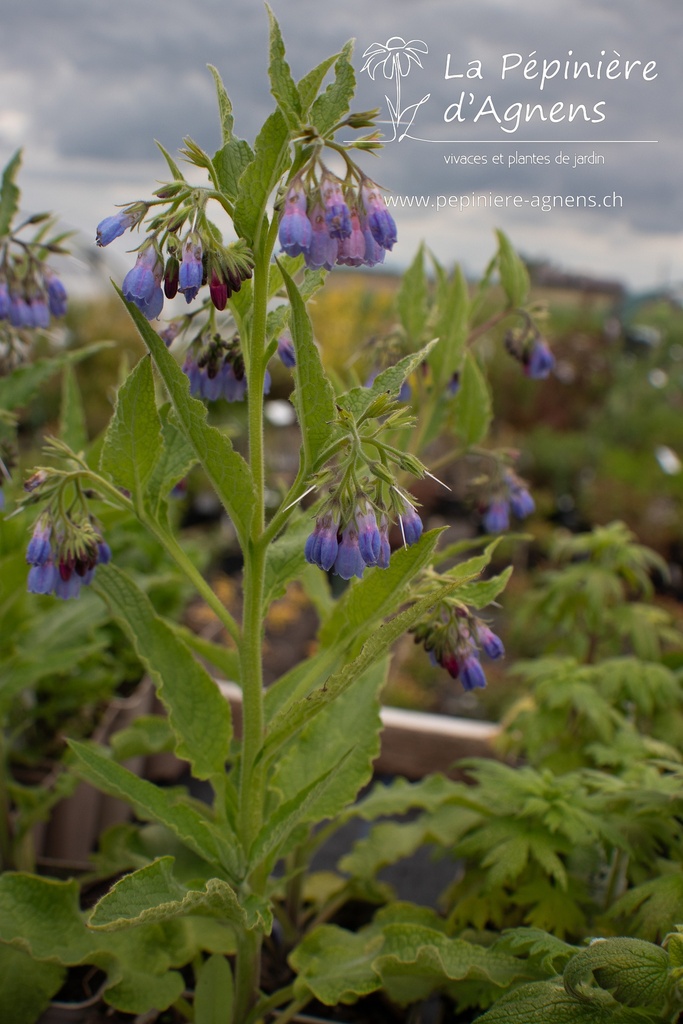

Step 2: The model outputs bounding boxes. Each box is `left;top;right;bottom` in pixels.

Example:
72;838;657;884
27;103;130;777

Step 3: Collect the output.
361;37;431;142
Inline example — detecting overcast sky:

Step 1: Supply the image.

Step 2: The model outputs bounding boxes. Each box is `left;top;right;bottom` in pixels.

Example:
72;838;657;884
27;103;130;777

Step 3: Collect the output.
1;0;680;292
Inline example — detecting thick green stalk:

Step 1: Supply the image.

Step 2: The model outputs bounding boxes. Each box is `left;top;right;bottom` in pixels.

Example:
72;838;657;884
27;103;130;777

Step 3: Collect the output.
234;217;279;1021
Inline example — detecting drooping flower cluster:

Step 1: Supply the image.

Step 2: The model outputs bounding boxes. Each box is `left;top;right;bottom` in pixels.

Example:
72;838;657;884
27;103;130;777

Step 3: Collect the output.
482;468;535;533
26;512;111;601
182;335;247;403
412;607;505;691
278;170;397;271
305;494;422;580
96;201;254;321
504;317;555;380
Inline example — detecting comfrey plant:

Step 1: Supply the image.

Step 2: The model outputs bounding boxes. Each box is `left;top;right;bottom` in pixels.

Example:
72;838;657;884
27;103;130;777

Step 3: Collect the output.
0;15;621;1024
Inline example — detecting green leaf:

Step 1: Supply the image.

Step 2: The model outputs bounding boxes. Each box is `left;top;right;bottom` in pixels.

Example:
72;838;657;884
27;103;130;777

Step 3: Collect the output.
0;945;65;1024
0;149;21;237
454;566;513;609
194;954;234;1024
475;979;618;1023
170;622;241;682
298;53;340;114
213;138;255;202
68;740;235;873
263;515;311;610
609;872;683;942
290;925;383;1004
319;528;445;647
453;351;492;446
110;715;175;762
397;244;427;342
100;355;163;501
207;64;234;143
264;564;469;760
155;140;184;180
338;339;438;420
310;41;355;137
118;290;255;546
233;108;290;248
429;265;470;385
266;6;302;130
94;564;232;781
496;229;529;308
249;755;354;873
563;938;671;1012
59;363;88;452
270;659;387;826
278;261;336;469
145;404;197;521
374;923;523;1006
88;857;246;932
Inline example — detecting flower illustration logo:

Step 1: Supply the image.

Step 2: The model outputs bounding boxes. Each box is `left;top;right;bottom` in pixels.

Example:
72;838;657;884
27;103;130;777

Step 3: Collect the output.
361;37;430;142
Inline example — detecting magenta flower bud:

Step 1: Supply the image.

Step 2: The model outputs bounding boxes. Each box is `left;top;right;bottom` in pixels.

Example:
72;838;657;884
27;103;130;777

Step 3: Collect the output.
209;269;229;311
361;180;397;251
440;650;460;680
164;256;179;299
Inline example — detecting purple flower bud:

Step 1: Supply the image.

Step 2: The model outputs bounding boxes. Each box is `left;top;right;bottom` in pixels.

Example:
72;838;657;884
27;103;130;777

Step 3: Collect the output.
26;519;52;566
377;515;391;569
361;180;397;251
305;513;339;572
399;502;423;546
356;505;381;566
524;338;555;380
54;572;82;600
460;653;487;691
476;624;505;660
30;297;50;329
321;175;351;240
264;369;271;396
0;281;8;319
45;272;67;318
97;540;112;565
509;485;535;519
277;334;296;368
183;353;203;397
9;294;32;327
220;361;247;402
278;180;312;257
28;561;57;595
123;245;164;319
179;233;203;302
96;209;136;247
336;211;366;267
305;205;338;270
334;524;366;580
361;221;385;267
482;500;510;534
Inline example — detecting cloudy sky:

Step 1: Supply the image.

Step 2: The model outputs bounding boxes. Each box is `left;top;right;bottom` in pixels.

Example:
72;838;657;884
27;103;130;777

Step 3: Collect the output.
1;0;680;292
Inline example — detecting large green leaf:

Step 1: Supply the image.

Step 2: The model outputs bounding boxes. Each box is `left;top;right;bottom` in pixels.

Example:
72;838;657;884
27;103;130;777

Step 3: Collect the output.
94;564;232;781
100;355;163;501
194;953;234;1024
269;659;387;826
453;351;492;446
68;740;237;874
397;244;427;342
290;925;384;1005
279;261;336;469
429;264;470;385
337;339;438;420
297;53;340;114
119;292;255;546
0;149;21;238
266;6;302;131
88;857;246;931
207;64;235;143
263;515;311;610
0;945;64;1024
213;138;255;202
475;978;642;1023
145;404;197;521
233;109;289;248
563;938;671;1013
310;41;355;137
496;229;530;308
